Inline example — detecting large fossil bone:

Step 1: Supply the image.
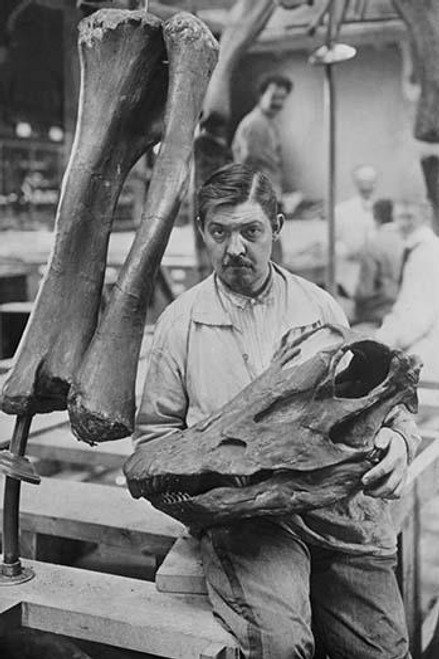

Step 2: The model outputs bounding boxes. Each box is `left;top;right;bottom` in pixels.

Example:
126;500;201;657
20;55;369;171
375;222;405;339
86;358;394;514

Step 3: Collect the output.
124;325;421;530
1;9;167;415
68;13;219;443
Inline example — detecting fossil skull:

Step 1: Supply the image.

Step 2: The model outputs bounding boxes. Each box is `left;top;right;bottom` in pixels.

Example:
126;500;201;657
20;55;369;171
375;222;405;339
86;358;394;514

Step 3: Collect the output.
124;324;421;529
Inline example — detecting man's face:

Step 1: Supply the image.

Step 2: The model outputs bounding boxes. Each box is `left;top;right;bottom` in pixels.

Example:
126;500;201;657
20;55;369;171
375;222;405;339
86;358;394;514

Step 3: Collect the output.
201;200;280;296
354;175;376;200
259;83;289;117
394;203;423;239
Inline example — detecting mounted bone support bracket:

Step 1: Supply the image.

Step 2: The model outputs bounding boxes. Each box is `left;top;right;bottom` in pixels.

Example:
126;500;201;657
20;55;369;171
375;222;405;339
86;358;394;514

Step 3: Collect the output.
68;13;219;444
1;9;168;416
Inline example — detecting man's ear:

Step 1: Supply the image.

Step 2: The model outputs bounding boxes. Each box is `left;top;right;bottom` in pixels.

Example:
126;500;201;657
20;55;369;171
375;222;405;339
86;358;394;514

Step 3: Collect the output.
272;213;285;240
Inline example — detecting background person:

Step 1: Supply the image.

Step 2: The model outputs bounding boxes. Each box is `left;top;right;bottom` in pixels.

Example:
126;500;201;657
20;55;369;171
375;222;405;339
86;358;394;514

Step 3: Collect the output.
353;198;404;327
135;164;419;659
336;164;378;298
232;74;293;202
377;198;439;384
232;74;297;264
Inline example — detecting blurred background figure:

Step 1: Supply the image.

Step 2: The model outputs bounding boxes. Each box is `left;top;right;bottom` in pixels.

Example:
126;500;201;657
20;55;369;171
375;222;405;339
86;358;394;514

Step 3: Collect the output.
336;164;378;258
353;198;403;328
232;74;293;202
376;198;439;384
232;74;300;263
335;164;378;299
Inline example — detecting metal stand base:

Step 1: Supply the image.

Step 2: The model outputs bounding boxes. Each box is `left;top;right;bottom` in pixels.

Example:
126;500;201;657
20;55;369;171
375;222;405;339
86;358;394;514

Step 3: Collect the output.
0;564;35;586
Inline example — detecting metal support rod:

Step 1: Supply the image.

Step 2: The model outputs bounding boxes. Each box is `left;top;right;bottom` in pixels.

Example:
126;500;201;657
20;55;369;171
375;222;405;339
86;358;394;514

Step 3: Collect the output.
2;414;33;575
324;62;336;297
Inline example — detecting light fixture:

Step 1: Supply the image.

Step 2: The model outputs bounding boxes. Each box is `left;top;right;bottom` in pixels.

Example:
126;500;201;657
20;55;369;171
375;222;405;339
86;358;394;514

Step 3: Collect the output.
15;122;32;138
48;126;64;142
309;43;356;67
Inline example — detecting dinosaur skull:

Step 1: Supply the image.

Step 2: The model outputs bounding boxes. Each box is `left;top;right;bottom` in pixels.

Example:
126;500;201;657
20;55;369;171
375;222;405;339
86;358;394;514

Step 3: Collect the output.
124;324;421;529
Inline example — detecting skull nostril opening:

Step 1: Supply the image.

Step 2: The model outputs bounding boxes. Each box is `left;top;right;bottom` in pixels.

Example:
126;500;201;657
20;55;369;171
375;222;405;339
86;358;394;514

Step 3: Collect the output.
334;341;392;398
218;438;247;449
216;437;248;459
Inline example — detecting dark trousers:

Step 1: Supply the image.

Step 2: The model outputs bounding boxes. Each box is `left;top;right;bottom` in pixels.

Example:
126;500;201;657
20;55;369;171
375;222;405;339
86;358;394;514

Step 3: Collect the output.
200;518;410;659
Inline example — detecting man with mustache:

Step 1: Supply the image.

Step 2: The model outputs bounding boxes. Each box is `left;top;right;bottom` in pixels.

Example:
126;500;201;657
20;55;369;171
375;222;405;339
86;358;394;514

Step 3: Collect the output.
135;164;419;658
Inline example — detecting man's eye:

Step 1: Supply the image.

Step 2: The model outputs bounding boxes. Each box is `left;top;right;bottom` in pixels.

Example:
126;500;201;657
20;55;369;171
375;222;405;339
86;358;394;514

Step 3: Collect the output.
211;228;225;239
243;227;260;240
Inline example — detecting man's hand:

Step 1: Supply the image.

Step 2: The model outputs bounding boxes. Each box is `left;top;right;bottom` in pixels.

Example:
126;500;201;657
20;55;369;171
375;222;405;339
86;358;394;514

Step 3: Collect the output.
362;428;408;499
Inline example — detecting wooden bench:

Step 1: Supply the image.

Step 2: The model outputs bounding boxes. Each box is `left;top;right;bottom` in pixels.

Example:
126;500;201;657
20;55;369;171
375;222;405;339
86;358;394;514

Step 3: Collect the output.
417;381;439;426
0;559;239;658
0;476;184;562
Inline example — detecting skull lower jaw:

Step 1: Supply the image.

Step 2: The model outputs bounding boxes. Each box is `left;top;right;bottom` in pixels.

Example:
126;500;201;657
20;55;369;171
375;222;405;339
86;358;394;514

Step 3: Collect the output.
147;458;372;529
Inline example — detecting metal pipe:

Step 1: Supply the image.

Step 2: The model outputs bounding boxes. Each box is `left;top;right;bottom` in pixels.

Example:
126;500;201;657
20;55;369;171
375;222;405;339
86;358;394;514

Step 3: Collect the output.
2;414;33;574
324;62;337;297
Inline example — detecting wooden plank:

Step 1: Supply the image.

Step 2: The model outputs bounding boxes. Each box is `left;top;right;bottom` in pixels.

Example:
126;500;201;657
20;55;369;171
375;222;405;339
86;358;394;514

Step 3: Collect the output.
156;536;207;596
419;381;439;391
0;410;68;446
0;559;238;659
0;476;184;557
393;438;439;528
26;424;132;469
422;597;439;654
397;486;422;658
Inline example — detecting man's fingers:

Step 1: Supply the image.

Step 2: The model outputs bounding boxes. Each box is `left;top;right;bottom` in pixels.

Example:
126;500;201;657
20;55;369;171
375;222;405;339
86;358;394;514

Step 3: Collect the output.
374;431;391;451
362;454;394;487
365;471;404;499
363;435;406;488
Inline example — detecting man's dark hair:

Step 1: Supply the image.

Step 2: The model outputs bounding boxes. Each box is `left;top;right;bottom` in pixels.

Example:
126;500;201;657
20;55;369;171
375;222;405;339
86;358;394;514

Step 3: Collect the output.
373;199;393;225
198;164;278;229
258;74;293;97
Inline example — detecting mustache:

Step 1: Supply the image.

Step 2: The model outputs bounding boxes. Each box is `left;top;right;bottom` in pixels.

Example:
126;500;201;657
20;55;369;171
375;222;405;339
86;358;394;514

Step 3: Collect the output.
223;256;252;268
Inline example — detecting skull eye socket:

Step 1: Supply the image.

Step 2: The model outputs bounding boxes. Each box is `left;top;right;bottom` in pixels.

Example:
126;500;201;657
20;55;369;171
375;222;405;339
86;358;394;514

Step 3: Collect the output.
334;341;392;398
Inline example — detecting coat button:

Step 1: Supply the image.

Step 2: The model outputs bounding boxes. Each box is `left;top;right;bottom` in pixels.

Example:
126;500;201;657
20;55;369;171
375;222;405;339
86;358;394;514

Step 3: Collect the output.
243;353;249;362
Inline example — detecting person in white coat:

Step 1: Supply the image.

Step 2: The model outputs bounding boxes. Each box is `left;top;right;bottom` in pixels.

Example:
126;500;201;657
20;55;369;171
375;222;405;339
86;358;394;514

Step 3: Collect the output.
376;198;439;384
335;164;378;297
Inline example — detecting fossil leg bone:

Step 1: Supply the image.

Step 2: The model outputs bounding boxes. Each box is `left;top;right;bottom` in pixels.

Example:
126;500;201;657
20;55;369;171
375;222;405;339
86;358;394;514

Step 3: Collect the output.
0;10;167;416
68;13;218;443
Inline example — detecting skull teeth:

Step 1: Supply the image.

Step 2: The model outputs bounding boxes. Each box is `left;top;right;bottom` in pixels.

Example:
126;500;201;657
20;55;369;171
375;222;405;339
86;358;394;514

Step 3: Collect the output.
159;491;192;505
148;474;252;505
232;476;251;487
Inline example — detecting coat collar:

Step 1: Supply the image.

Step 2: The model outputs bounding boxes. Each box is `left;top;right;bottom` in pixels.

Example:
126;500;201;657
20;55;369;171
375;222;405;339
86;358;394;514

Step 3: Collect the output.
192;263;284;326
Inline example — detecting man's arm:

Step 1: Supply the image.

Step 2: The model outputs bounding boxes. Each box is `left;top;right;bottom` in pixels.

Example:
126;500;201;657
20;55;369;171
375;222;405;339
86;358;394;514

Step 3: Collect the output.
232;117;274;170
377;247;436;350
134;320;188;447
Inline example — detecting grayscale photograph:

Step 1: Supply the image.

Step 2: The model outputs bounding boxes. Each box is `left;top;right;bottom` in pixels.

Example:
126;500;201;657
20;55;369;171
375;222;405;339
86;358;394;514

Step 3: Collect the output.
0;1;438;658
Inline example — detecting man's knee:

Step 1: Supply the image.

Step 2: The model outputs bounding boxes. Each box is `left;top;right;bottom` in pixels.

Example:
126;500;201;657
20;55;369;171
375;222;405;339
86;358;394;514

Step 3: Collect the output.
236;621;314;659
259;628;314;659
